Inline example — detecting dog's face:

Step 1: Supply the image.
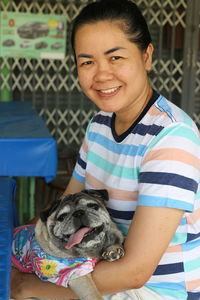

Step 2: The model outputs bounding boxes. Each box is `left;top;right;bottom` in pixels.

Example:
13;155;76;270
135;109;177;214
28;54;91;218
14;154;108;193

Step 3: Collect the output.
36;189;113;258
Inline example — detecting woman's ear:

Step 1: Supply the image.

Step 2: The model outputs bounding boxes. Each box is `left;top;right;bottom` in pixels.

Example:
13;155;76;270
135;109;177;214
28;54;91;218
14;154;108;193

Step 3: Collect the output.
144;43;154;71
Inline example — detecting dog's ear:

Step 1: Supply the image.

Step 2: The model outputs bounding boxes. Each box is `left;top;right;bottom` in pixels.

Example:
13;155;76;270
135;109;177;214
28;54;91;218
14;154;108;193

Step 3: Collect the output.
40;199;61;222
82;189;109;201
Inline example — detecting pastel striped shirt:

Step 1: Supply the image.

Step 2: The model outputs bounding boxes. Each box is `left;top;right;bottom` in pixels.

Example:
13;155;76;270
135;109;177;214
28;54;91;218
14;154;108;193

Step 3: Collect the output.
73;91;200;300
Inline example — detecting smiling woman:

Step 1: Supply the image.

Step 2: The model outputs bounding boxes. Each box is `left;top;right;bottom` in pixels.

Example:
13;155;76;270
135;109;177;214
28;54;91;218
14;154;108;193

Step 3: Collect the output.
11;1;200;300
72;14;154;137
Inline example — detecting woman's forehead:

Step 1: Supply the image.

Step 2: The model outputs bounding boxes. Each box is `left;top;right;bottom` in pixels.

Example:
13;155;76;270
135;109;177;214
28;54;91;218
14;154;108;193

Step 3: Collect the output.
74;21;130;53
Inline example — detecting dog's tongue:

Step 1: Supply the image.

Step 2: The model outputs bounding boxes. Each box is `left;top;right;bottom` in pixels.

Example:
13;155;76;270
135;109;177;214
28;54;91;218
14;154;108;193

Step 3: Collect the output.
65;227;92;249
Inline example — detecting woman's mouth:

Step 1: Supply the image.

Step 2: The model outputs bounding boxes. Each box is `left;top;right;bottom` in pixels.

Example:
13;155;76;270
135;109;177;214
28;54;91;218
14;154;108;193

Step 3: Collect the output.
96;86;121;96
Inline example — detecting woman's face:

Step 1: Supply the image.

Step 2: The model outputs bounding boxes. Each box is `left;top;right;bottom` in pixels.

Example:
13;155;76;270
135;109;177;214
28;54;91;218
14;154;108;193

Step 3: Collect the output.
74;21;153;115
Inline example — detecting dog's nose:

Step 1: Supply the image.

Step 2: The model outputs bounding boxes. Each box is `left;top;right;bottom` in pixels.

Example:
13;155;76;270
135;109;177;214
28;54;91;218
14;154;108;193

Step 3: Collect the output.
73;210;85;218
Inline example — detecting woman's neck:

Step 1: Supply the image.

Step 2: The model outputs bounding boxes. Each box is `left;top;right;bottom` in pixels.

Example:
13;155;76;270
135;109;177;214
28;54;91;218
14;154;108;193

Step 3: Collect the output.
114;86;153;136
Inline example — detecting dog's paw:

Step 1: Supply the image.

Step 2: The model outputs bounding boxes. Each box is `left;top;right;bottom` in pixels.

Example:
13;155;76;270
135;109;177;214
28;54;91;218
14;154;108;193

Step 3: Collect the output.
102;245;124;262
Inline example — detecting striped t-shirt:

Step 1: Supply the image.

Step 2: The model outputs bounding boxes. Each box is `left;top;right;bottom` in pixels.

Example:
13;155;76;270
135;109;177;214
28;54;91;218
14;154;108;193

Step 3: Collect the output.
72;92;200;300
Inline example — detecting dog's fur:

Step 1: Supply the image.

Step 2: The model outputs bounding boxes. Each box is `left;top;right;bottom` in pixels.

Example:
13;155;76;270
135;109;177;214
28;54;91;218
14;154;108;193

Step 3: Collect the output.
22;189;124;300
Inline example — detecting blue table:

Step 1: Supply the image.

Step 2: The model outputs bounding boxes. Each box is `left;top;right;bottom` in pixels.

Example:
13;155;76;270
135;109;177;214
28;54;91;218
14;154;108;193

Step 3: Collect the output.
0;177;17;300
0;101;57;220
0;101;57;182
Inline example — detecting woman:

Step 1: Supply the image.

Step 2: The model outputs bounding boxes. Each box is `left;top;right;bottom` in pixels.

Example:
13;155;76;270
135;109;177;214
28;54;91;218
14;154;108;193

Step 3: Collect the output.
11;0;200;299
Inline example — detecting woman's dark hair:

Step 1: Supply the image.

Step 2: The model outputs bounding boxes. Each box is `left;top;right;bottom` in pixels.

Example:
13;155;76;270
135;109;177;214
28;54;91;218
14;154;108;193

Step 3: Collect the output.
71;0;152;53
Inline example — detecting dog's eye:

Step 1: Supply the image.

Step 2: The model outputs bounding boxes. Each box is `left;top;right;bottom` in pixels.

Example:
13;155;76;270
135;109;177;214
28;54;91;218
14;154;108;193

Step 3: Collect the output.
87;203;99;210
57;213;68;222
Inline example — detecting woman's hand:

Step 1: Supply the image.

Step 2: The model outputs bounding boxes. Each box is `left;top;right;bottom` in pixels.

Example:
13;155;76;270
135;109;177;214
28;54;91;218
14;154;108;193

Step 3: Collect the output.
11;267;35;299
11;267;56;299
10;267;77;299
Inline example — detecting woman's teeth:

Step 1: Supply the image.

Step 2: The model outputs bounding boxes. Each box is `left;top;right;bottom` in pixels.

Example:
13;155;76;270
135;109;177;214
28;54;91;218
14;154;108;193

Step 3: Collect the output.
100;87;118;94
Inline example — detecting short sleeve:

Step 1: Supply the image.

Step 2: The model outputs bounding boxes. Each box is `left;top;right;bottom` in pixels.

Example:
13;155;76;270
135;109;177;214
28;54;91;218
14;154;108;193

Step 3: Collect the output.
72;120;92;183
138;123;200;212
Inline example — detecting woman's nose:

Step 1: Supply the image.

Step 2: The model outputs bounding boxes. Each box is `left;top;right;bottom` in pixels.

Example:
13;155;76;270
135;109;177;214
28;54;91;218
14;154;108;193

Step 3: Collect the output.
93;62;114;82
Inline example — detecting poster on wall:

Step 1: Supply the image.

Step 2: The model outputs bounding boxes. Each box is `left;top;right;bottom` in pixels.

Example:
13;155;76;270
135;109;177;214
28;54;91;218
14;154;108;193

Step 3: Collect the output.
0;12;66;60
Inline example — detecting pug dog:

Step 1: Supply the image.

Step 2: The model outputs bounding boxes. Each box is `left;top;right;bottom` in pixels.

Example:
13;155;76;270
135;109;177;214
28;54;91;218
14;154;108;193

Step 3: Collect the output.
12;189;124;300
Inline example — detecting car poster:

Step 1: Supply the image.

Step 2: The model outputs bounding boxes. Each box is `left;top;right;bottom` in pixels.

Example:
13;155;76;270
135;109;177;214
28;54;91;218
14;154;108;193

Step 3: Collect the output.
0;12;66;59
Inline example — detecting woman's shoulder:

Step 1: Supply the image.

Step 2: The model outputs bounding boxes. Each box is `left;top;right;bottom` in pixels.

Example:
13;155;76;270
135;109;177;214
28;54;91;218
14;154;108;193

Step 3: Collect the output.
154;94;191;123
151;94;198;132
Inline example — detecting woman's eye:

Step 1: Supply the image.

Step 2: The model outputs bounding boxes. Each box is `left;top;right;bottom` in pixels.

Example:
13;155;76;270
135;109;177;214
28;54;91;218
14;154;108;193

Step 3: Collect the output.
81;61;93;66
111;56;122;61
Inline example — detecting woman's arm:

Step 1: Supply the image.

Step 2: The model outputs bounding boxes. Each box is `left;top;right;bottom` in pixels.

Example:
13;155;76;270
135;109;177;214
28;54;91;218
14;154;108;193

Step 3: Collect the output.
92;205;184;294
11;267;77;299
62;176;85;196
11;204;184;298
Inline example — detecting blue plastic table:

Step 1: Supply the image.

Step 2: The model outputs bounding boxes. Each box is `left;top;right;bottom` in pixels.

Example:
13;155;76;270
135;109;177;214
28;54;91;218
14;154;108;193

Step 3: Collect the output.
0;177;18;300
0;101;57;220
0;101;57;182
